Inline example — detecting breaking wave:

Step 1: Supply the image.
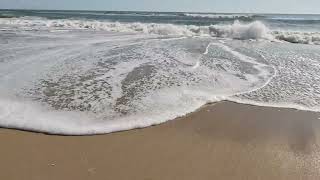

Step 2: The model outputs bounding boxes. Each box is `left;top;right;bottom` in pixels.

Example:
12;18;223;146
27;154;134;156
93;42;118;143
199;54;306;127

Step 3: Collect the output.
208;21;272;40
273;31;320;45
1;17;320;44
1;13;320;135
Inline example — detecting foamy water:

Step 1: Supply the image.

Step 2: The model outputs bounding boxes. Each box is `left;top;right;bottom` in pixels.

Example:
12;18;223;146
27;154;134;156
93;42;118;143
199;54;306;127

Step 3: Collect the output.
1;17;320;44
1;10;320;134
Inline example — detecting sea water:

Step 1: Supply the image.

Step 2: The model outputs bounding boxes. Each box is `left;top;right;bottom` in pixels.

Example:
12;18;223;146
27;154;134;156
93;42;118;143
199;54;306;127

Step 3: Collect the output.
0;10;320;134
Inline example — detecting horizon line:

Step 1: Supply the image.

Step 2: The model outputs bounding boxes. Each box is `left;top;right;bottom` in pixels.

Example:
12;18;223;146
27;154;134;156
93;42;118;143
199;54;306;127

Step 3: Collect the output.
1;8;320;16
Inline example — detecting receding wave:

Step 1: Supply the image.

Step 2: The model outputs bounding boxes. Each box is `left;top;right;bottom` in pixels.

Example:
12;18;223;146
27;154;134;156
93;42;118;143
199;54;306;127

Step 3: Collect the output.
0;33;276;134
1;15;320;135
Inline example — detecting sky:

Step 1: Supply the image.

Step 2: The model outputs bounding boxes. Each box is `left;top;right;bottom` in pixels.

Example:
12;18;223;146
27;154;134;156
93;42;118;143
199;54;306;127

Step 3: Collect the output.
1;0;320;14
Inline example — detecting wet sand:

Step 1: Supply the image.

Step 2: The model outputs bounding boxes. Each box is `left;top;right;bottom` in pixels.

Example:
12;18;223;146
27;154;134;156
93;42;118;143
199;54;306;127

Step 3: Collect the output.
1;101;320;180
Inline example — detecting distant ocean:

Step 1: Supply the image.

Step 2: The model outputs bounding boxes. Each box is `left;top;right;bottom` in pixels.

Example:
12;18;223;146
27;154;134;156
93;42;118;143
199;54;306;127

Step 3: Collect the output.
1;10;320;134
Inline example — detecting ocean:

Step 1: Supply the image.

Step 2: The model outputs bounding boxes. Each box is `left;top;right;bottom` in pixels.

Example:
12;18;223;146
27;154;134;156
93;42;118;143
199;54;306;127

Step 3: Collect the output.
0;10;320;135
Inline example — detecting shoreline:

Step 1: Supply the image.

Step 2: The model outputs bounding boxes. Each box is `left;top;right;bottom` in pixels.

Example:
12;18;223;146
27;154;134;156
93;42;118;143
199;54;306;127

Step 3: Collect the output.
1;101;320;180
2;100;319;136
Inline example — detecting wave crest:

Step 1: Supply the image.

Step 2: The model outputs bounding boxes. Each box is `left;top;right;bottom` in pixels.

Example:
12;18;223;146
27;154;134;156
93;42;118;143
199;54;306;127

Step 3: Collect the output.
208;20;272;39
1;17;320;44
273;31;320;45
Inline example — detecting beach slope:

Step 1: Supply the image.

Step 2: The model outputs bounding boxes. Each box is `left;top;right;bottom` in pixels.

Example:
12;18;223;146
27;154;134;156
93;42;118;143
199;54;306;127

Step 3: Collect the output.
1;102;320;180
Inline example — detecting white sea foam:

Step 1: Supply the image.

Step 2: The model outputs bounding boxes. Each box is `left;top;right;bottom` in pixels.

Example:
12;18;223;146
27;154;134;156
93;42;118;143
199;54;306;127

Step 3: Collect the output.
0;88;228;135
0;30;278;134
1;17;320;44
1;16;320;135
273;31;320;45
208;20;272;40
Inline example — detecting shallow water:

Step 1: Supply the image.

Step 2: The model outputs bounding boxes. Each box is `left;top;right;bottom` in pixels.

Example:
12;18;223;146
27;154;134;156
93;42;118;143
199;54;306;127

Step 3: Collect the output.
0;10;320;134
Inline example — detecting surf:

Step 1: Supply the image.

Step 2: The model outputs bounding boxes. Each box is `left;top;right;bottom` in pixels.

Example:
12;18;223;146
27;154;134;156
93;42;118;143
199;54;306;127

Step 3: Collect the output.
1;11;320;135
1;16;320;45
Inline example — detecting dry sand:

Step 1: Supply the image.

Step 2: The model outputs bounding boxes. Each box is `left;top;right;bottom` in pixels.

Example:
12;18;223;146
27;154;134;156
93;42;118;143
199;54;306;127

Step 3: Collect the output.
1;101;320;180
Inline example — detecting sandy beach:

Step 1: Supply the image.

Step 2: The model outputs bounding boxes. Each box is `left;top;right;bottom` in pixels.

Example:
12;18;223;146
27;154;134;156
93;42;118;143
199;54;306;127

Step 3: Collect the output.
1;101;320;180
